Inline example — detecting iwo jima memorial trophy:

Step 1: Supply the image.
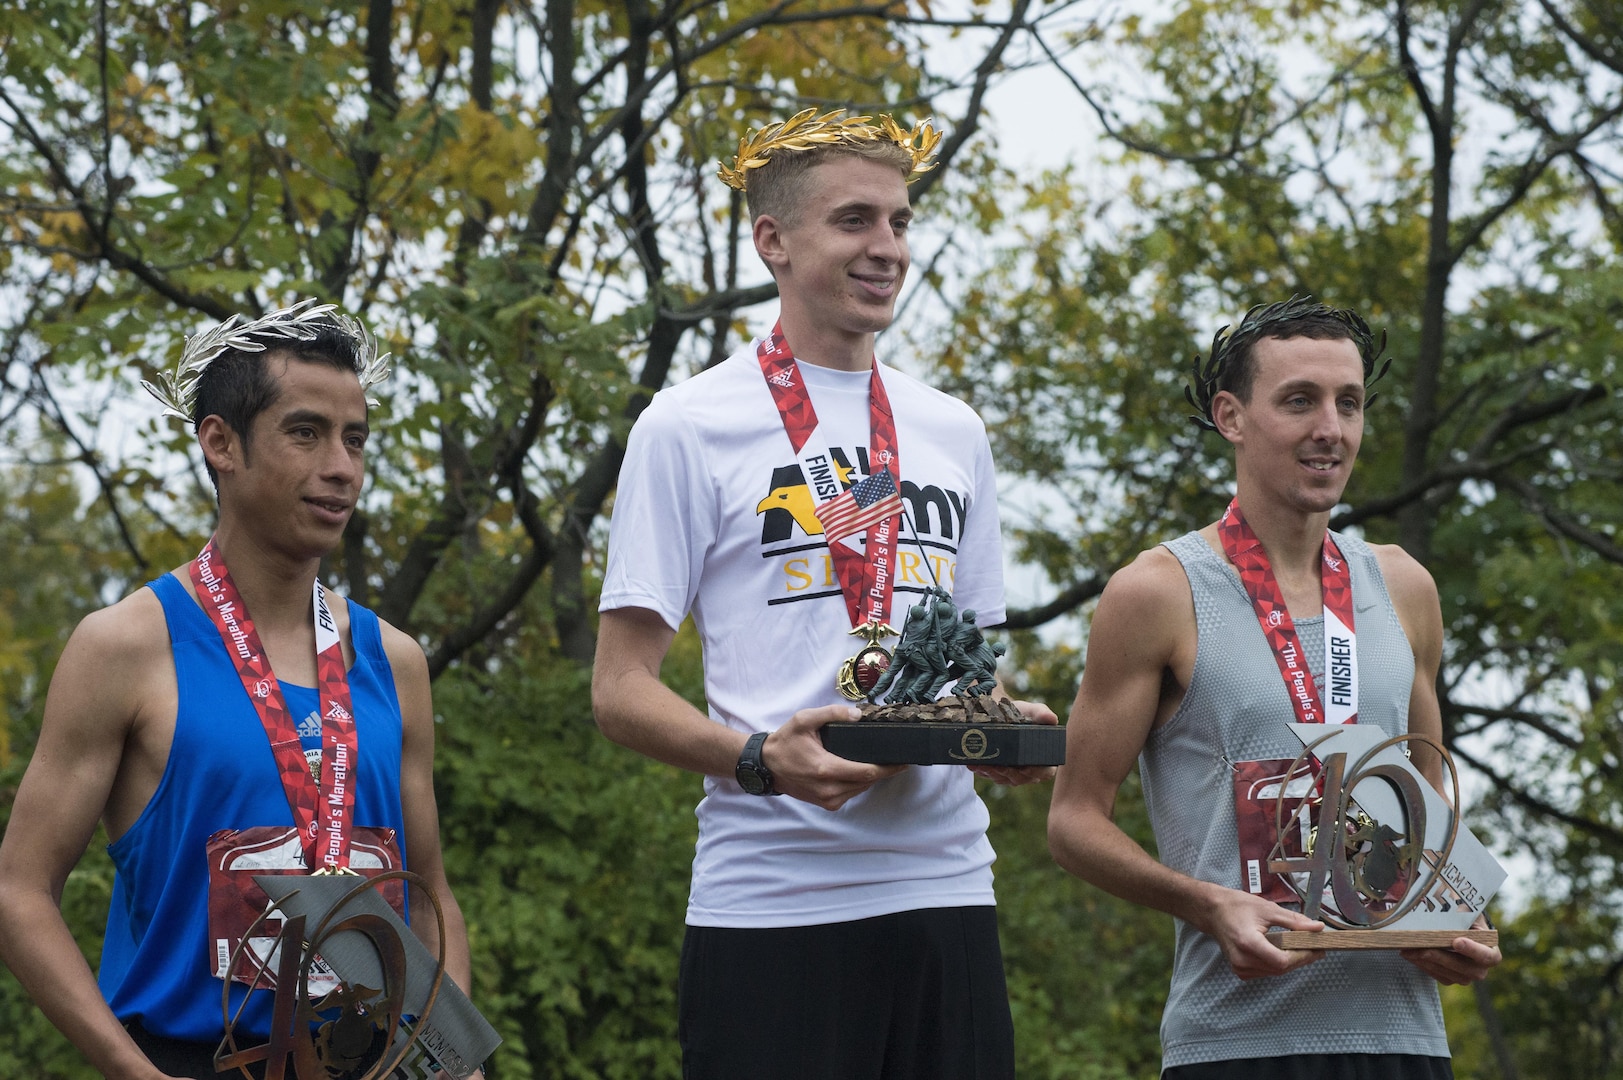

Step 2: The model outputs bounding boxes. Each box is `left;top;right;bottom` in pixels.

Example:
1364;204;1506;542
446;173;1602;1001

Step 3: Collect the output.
811;477;1066;768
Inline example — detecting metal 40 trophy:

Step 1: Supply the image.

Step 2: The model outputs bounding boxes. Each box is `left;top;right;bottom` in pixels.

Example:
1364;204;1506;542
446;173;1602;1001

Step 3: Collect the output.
214;871;500;1080
819;585;1066;767
1263;724;1505;950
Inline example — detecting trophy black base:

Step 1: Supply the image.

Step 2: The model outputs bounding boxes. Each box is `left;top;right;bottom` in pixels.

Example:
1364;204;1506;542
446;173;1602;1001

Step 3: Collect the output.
820;716;1066;766
1267;928;1500;951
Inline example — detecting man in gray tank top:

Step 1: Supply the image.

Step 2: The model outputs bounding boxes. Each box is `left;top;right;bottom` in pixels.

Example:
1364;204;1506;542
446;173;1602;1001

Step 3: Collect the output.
1047;298;1500;1080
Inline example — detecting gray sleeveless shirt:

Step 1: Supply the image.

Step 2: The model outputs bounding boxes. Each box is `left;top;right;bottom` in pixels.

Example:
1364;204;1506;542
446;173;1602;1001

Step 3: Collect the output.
1143;531;1449;1068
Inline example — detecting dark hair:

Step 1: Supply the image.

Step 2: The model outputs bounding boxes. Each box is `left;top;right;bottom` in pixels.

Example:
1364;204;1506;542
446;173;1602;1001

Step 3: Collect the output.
1185;295;1389;431
193;320;364;484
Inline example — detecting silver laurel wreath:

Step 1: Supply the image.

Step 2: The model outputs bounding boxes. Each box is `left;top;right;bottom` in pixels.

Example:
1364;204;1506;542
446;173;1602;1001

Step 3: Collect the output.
142;298;392;422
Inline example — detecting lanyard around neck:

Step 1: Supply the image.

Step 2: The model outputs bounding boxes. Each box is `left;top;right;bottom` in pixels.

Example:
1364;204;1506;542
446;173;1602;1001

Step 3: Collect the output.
757;324;901;628
189;538;358;869
1218;499;1358;726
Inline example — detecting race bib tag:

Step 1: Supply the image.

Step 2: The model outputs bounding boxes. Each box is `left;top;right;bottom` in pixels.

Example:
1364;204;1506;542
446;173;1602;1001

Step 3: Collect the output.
1232;757;1317;905
206;824;406;994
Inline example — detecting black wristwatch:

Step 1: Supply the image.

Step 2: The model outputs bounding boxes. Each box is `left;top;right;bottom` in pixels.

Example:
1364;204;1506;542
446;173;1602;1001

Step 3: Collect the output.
735;731;781;796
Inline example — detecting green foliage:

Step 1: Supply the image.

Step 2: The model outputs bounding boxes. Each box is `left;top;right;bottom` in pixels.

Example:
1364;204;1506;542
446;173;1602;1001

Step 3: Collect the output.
1478;894;1623;1080
0;459;124;1080
913;0;1623;1073
990;629;1171;1078
432;658;698;1080
991;776;1171;1080
4;1;1623;1077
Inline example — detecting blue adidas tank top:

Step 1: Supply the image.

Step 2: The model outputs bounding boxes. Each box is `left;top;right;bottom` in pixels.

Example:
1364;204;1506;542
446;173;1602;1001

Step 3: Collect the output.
99;572;409;1042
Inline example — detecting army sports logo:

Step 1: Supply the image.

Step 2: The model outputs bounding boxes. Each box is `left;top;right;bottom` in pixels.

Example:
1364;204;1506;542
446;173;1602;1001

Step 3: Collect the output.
754;443;967;608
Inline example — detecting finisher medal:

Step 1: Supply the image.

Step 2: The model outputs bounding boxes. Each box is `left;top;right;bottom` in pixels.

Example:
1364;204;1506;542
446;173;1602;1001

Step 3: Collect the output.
837;619;899;701
756;323;905;701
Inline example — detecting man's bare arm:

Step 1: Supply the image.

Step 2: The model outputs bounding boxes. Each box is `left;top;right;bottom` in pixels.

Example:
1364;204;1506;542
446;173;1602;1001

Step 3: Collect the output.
382;623;474;993
0;595;185;1080
1373;544;1503;983
591;606;901;811
1374;544;1449;785
1047;549;1325;980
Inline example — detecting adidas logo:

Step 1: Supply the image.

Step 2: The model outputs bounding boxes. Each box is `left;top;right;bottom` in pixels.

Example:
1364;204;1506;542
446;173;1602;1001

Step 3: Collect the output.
295;710;322;739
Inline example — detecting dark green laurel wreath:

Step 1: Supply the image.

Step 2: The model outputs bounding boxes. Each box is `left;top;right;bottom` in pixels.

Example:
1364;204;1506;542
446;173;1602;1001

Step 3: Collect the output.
1184;294;1392;432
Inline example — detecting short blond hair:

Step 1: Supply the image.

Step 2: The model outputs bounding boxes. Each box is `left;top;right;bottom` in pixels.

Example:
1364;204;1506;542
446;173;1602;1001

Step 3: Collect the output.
745;140;914;225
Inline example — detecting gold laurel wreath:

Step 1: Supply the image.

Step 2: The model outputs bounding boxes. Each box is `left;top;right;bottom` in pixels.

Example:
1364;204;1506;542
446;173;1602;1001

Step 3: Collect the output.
717;107;944;191
142;298;392;423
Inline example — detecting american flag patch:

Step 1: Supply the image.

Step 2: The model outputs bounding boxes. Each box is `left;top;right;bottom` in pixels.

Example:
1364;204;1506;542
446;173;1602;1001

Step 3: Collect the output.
815;468;902;542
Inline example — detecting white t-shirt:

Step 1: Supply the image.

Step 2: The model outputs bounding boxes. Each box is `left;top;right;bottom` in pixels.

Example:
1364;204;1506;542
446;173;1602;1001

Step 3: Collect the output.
600;338;1009;927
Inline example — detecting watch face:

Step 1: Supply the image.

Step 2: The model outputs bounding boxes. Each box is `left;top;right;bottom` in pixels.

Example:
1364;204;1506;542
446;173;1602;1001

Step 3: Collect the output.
737;765;769;796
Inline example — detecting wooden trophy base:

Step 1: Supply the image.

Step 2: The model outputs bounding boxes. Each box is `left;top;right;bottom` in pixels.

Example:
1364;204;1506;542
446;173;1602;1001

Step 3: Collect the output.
819;697;1066;766
1267;929;1500;951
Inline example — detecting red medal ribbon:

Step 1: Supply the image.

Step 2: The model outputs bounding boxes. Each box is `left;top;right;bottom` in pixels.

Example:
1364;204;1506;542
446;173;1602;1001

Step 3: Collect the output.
189;538;359;869
758;324;901;628
1218;498;1358;726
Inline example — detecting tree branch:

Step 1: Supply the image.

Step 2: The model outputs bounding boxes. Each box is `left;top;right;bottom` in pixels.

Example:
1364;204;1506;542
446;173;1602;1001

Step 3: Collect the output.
1448;97;1623;265
29;369;149;575
1446;700;1583;751
1396;1;1441;137
661;282;779;324
1449;740;1623;849
1537;0;1623;77
552;310;685;664
1001;575;1106;630
1468;380;1606;461
427;469;559;680
378;372;557;628
1038;19;1375;168
1494;471;1623;566
0;83;233;320
519;0;581;250
910;0;1035;201
1332;443;1550;530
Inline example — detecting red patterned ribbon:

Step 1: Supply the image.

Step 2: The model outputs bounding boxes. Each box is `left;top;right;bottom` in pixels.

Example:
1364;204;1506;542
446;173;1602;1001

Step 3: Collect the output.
758;324;901;627
190;538;358;869
1218;498;1358;726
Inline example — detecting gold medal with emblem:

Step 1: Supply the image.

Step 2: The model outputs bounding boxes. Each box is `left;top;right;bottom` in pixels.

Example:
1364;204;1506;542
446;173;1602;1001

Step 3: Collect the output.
836;619;898;700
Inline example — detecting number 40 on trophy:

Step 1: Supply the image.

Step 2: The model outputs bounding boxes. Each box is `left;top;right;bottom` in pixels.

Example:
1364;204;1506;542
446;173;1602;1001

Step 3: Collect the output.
1264;723;1506;951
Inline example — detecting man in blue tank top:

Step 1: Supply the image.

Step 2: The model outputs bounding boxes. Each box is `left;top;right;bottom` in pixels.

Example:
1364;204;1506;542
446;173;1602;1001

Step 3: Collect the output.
0;303;476;1079
1047;298;1500;1080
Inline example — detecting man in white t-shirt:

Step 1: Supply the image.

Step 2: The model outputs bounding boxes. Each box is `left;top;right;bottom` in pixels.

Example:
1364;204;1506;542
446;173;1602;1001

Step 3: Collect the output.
591;109;1056;1080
